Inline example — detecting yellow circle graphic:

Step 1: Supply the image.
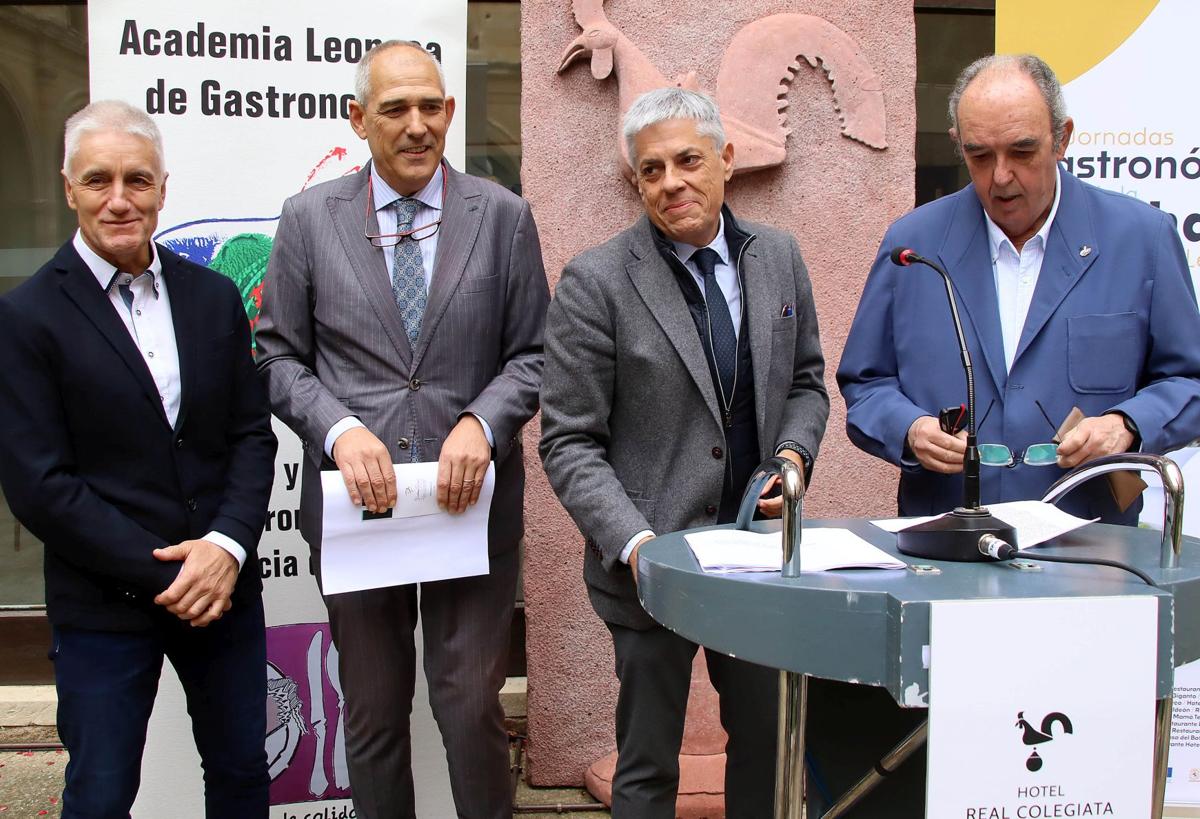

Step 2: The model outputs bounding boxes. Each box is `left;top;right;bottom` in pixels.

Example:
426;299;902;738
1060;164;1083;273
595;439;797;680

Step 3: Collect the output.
995;0;1159;85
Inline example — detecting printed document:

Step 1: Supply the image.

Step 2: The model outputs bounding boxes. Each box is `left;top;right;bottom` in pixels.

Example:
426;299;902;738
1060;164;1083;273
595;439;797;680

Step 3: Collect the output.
684;527;906;573
319;462;494;594
871;500;1094;547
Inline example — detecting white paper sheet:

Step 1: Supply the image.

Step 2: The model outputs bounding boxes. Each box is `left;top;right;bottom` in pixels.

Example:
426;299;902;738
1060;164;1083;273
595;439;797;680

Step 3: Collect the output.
871;500;1095;548
683;527;906;573
319;463;494;594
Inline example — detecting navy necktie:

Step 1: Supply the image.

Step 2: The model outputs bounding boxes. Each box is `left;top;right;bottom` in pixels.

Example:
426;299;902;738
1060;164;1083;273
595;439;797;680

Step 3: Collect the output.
690;247;737;407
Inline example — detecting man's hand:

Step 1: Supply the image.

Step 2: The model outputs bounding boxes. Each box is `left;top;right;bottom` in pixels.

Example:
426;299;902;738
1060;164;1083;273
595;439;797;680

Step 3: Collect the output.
757;449;806;518
629;534;656;587
438;415;491;514
1055;413;1134;469
153;539;239;627
332;426;396;514
907;416;967;474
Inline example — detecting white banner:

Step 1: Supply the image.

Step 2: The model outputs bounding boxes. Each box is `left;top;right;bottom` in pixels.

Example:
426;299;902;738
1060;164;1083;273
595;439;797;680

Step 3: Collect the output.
86;1;466;815
928;596;1158;818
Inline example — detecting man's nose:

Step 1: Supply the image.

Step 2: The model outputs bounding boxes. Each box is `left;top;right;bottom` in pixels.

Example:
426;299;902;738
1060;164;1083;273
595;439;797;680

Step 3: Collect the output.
403;108;428;137
662;164;685;191
993;157;1015;186
107;182;131;210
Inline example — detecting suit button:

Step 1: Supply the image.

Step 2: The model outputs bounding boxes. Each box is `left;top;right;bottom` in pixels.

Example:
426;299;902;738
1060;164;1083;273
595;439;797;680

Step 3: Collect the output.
398;437;411;450
711;447;723;459
186;498;197;511
705;504;717;515
409;377;422;391
175;438;184;449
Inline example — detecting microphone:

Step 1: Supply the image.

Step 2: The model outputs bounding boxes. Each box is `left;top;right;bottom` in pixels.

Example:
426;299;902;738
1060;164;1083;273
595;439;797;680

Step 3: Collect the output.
886;246;1017;561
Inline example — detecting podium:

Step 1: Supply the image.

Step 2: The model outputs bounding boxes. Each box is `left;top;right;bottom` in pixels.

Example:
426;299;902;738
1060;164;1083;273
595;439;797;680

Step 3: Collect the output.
636;482;1200;817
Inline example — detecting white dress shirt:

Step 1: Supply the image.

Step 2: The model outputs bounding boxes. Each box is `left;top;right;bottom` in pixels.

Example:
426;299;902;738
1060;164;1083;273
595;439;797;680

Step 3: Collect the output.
73;232;247;567
621;216;743;564
324;164;494;458
985;166;1063;372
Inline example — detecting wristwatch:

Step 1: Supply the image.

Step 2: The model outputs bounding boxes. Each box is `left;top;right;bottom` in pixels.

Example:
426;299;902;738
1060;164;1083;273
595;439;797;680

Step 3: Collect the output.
775;440;814;481
1114;412;1141;450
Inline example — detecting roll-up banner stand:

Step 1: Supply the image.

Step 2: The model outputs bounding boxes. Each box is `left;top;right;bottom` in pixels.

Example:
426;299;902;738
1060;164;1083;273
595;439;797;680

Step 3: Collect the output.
86;2;467;815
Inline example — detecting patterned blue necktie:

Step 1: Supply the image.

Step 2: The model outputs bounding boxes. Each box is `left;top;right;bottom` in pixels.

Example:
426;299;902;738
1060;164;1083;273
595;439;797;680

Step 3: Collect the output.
691;247;737;406
391;198;426;346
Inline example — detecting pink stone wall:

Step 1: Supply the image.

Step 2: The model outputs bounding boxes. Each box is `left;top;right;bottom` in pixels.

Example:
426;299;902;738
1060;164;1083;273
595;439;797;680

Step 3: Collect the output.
521;0;916;785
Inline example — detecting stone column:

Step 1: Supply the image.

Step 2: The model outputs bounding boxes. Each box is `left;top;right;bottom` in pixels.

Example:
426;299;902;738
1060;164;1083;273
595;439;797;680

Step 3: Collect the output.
520;0;916;792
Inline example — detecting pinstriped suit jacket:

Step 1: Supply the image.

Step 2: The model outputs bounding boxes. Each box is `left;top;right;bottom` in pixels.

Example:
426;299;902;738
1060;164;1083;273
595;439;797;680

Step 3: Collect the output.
256;163;549;557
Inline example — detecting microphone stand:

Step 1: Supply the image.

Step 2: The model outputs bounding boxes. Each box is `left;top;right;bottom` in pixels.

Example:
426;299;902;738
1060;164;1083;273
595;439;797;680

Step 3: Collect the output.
891;248;1016;561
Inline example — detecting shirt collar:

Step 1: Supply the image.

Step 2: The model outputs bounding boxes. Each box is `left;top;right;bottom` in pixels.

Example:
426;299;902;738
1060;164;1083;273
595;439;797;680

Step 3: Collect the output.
371;162;445;214
672;213;731;268
73;229;163;295
984;165;1063;260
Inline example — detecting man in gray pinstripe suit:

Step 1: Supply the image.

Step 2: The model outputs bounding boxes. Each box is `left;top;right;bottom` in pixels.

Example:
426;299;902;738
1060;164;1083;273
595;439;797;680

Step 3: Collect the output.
256;40;549;819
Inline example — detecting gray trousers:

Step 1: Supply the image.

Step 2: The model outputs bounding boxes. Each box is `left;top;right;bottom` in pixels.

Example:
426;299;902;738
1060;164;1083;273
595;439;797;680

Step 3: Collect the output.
325;548;518;819
607;621;778;819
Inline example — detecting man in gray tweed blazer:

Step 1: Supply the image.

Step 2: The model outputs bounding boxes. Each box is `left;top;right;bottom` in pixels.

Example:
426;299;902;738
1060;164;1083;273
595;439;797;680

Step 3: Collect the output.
540;88;828;818
256;41;548;819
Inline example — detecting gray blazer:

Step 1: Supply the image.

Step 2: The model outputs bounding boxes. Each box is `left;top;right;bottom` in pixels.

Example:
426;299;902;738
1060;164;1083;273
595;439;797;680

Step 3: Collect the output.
256;164;549;557
540;213;828;629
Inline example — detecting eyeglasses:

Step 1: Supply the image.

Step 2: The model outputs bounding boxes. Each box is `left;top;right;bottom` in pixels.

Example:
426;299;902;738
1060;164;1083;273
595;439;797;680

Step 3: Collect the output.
362;168;445;248
976;399;1060;469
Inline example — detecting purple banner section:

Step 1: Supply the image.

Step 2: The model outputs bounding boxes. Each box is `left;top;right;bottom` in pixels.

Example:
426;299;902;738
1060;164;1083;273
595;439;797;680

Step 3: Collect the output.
266;621;352;805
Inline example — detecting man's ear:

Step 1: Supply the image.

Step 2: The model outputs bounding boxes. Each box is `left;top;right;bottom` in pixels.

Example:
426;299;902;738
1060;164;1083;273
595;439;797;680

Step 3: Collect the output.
62;171;77;211
1056;117;1075;159
349;100;368;140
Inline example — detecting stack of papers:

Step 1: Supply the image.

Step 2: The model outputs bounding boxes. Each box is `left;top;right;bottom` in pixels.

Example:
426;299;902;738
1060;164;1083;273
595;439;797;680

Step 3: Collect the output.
683;527;907;574
871;500;1095;548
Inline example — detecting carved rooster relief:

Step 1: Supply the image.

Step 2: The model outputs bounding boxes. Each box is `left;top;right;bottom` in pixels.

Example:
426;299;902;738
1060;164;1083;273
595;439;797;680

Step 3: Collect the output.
557;0;888;176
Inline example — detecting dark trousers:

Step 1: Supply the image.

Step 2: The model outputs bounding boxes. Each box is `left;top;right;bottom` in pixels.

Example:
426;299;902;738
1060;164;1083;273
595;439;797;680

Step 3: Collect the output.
52;596;268;819
324;548;518;819
607;621;778;819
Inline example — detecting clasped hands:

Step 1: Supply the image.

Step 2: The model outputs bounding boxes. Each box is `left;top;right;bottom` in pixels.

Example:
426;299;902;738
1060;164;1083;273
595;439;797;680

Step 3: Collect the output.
332;415;490;516
905;412;1135;474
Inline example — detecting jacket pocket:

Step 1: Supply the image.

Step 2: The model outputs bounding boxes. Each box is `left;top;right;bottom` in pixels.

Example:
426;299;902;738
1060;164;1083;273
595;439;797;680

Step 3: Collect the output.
1067;312;1144;394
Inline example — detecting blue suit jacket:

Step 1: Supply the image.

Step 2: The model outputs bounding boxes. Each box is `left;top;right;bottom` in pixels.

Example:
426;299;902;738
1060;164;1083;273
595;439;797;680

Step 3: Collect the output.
837;171;1200;523
0;241;277;630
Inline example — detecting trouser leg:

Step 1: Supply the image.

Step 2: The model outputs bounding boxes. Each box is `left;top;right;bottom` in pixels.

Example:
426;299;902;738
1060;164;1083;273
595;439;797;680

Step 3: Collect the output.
325;583;419;819
706;649;779;819
52;625;163;819
606;622;696;819
420;547;519;819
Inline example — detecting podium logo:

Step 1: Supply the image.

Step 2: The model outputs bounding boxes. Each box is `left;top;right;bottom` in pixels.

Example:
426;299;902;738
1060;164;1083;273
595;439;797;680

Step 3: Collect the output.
1015;710;1074;772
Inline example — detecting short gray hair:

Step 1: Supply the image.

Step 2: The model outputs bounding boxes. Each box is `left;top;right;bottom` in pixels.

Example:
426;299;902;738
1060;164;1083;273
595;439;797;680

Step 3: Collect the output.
947;54;1069;152
63;100;164;174
354;40;446;105
622;87;726;165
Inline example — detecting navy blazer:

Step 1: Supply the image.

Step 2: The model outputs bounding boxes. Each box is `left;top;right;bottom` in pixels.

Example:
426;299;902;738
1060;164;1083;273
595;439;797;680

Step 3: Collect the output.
0;241;276;630
837;170;1200;523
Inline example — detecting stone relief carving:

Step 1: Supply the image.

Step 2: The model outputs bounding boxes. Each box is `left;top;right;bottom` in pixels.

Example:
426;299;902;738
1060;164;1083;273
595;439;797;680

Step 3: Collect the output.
558;0;888;176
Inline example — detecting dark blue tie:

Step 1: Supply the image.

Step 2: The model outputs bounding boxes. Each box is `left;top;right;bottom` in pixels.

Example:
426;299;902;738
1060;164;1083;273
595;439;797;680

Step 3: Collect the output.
691;247;737;406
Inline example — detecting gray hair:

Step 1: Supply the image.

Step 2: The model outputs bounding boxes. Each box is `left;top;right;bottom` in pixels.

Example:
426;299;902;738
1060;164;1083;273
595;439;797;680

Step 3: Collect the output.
622;87;726;165
947;54;1069;152
62;100;164;174
354;40;446;105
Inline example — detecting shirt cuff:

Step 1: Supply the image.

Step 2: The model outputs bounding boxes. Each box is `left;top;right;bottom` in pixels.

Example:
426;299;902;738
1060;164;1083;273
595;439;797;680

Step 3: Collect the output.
325;416;366;459
620;530;655;564
204;530;246;569
471;413;496;449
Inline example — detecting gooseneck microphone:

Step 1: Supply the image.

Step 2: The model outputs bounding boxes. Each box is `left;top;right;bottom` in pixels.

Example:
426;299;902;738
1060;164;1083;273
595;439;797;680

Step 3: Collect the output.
888;247;980;509
887;247;1017;561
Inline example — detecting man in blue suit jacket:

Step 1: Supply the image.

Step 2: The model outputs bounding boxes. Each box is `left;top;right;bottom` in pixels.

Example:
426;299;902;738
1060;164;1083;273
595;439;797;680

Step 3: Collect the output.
0;101;276;816
838;54;1200;525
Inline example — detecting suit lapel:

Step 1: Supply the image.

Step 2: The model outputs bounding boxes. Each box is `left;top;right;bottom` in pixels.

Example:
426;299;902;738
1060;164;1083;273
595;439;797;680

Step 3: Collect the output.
57;247;171;429
626;221;723;429
939;190;1008;394
328;167;413;368
739;241;774;438
414;166;485;366
1012;172;1097;366
161;249;195;431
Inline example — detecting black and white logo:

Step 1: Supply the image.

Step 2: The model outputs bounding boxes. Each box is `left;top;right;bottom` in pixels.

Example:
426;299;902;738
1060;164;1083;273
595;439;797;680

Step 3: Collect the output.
1015;710;1074;772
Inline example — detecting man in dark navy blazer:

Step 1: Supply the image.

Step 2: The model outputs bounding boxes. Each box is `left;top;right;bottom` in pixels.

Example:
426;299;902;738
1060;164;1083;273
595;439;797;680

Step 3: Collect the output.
0;101;276;817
